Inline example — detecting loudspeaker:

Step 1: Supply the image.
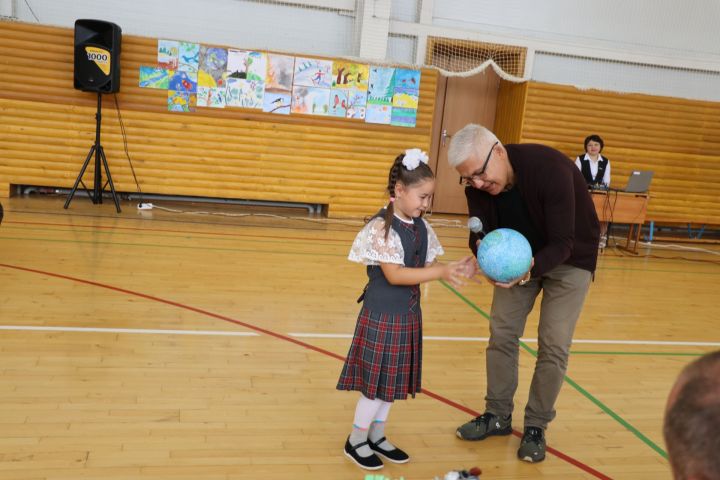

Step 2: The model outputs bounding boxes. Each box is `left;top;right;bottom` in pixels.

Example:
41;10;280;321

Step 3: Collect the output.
74;19;122;93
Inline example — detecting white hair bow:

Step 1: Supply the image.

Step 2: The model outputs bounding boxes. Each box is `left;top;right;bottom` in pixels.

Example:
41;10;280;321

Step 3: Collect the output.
402;148;429;170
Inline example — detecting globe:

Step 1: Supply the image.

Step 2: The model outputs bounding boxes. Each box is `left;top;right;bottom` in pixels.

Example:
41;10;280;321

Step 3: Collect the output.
476;228;532;283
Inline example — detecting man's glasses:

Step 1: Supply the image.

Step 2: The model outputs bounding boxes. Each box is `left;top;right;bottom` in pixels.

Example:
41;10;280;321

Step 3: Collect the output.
459;141;498;186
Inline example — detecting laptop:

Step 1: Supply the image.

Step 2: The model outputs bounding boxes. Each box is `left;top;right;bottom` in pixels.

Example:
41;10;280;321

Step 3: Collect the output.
621;170;654;193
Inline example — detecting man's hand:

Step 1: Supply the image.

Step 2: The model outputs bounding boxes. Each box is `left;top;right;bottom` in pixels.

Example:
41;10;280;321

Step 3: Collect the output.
494;258;534;289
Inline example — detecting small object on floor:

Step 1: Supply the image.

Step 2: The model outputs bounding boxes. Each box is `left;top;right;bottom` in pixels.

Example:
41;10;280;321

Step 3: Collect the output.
435;467;482;480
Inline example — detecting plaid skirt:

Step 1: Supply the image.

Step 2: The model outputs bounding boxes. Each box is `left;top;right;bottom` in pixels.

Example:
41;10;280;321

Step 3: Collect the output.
336;306;422;402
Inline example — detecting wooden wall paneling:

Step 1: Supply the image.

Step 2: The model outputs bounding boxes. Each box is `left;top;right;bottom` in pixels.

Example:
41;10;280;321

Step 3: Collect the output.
0;21;438;218
520;82;720;225
493;80;527;144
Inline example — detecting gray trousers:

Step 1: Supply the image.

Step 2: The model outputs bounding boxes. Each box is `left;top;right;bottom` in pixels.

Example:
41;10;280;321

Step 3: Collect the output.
485;263;592;430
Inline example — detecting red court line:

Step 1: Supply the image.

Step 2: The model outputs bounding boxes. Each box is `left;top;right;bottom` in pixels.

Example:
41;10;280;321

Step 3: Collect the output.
0;262;612;480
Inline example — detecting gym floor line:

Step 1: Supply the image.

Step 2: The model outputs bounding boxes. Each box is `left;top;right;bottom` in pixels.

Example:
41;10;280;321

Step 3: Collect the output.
0;261;613;480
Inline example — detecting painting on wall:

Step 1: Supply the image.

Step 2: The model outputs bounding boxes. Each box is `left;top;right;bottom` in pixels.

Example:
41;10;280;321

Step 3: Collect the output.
346;88;368;119
197;86;226;108
168;70;198;93
178;41;200;74
263;91;291;115
226;50;266;109
263;54;294;115
226;77;263;109
228;50;266;81
168;90;196;112
291;86;330;115
391;107;417;127
198;46;228;89
158;40;179;70
365;104;392;124
328;89;348;117
332;62;369;90
367;67;395;106
266;54;295;91
392;68;420;109
145;39;421;124
393;68;420;91
139;66;172;89
293;57;332;88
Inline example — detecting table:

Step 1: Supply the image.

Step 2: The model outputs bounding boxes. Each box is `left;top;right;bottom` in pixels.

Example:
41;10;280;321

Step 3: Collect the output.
591;190;649;253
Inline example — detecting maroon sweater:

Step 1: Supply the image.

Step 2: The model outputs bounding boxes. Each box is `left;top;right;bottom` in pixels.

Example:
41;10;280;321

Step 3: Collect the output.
466;143;600;276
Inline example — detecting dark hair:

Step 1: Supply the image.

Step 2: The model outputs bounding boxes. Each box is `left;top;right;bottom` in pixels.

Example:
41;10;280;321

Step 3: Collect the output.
383;153;434;239
584;134;604;152
664;350;720;479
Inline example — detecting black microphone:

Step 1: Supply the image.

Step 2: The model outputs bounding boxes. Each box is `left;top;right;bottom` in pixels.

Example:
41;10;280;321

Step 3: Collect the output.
467;216;485;239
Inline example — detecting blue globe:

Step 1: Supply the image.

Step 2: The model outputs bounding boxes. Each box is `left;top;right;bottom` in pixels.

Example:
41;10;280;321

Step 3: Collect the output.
477;228;532;283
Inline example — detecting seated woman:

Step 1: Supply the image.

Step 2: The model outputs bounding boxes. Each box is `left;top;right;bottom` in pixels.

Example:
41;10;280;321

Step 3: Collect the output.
575;134;610;248
575;134;611;188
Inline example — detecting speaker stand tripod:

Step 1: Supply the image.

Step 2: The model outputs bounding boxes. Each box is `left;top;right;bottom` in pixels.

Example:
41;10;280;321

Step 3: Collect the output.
64;92;121;213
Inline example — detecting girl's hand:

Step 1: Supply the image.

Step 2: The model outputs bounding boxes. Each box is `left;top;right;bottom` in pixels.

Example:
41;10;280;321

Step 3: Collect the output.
458;255;479;278
442;261;468;288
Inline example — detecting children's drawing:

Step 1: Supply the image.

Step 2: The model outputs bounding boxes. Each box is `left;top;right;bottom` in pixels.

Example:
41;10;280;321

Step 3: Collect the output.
291;86;330;115
139;66;171;89
158;40;179;70
293;57;332;88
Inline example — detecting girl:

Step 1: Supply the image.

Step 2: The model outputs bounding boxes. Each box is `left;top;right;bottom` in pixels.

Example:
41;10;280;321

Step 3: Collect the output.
337;148;471;470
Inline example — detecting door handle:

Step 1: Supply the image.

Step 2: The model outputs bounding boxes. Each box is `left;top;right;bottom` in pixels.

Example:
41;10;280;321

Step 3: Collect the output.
441;129;452;147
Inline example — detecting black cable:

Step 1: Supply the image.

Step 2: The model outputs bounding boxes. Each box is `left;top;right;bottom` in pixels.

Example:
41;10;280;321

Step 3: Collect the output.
113;93;144;206
23;0;40;22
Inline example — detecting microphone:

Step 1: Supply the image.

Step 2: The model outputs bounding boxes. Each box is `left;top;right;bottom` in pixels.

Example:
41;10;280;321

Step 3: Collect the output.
467;216;485;238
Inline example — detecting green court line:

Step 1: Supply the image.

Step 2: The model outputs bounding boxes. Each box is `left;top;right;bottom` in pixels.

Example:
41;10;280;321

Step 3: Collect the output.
440;280;669;460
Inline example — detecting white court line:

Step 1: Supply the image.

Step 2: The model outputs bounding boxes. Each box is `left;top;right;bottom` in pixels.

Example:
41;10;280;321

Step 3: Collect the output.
289;333;720;347
0;326;259;336
1;326;717;347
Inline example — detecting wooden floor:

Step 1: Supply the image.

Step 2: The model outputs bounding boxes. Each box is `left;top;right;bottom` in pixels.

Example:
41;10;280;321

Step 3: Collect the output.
0;196;718;480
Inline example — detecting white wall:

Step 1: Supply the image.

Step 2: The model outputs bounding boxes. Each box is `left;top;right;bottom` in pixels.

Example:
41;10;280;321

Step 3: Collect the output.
9;0;720;100
429;0;720;59
12;0;357;57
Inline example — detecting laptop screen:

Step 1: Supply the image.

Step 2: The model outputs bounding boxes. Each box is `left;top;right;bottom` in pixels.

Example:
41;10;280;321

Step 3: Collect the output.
623;171;654;193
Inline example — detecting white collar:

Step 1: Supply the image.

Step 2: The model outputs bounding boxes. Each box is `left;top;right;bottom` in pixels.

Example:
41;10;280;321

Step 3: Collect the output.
393;212;414;224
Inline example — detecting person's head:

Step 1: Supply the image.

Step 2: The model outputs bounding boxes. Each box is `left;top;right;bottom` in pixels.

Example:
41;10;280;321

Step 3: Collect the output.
383;149;435;237
664;350;720;479
584;134;604;156
447;124;511;196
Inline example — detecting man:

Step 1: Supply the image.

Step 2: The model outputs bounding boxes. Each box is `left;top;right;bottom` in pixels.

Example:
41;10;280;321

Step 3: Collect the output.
448;124;600;462
664;350;720;479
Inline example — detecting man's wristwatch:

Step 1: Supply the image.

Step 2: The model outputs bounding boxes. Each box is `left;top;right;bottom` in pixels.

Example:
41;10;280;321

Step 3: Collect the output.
518;271;531;286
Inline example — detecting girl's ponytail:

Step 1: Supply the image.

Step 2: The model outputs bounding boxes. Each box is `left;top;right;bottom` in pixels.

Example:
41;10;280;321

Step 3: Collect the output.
384;154;404;239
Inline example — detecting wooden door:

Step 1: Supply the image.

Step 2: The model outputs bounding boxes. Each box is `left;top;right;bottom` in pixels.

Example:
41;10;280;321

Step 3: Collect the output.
430;69;501;214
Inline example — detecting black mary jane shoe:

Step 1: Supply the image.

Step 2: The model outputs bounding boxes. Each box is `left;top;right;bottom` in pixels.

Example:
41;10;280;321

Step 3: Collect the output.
368;436;410;463
344;437;383;470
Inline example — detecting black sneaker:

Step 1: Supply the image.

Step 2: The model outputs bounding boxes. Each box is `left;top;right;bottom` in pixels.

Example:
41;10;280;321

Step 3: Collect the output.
368;436;410;464
344;437;383;470
517;427;546;463
456;412;512;440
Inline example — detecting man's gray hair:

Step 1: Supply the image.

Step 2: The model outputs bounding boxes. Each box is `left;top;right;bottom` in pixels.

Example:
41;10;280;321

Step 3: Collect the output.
447;124;499;168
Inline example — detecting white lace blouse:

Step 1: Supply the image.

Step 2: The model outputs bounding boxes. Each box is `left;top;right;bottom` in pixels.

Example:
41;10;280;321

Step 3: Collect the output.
348;216;444;266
